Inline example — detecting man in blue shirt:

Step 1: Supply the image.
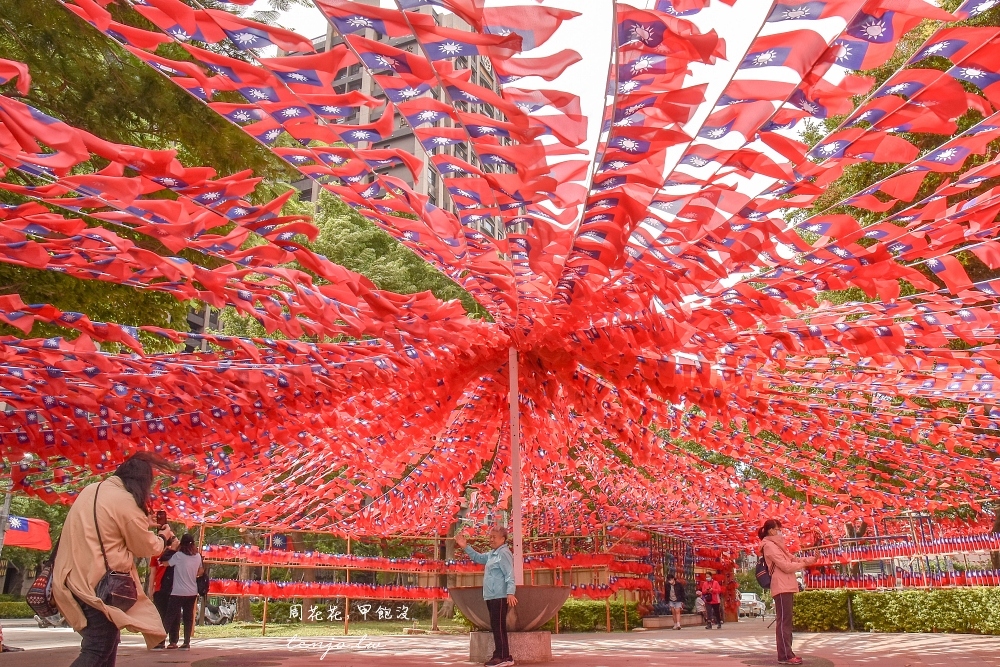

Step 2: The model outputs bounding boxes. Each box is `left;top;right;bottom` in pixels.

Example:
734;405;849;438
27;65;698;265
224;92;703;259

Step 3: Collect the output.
456;526;518;667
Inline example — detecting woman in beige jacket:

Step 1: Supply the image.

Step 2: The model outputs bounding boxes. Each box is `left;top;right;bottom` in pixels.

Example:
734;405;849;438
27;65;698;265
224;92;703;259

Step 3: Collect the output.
53;453;178;667
759;519;817;666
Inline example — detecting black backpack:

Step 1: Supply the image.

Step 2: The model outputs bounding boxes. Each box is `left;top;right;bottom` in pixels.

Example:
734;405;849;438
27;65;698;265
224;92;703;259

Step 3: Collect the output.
755;552;773;590
197;562;210;597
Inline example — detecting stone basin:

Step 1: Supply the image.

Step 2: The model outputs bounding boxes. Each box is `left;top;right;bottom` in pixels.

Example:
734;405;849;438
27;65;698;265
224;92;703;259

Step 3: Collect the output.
450;585;571;632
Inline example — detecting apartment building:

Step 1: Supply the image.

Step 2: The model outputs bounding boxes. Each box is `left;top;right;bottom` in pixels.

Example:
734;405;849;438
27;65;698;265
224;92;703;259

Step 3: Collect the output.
287;5;508;240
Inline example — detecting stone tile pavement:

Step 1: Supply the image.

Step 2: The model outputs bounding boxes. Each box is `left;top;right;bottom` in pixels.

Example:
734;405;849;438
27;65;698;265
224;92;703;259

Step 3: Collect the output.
1;618;997;667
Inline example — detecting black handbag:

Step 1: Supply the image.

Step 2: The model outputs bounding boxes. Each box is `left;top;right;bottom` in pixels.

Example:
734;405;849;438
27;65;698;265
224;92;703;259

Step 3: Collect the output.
93;482;138;612
755;551;773;590
196;567;210;597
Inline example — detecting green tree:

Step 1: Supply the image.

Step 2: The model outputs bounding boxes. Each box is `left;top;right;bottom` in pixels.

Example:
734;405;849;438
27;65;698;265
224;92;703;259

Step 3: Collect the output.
221;191;487;338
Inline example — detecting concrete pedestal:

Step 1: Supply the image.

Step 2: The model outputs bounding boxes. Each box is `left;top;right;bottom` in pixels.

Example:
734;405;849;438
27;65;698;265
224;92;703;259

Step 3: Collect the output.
470;631;552;664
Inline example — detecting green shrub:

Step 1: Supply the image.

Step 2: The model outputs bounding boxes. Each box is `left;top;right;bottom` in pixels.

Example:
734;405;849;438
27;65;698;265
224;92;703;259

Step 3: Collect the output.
853;588;1000;635
539;599;641;633
792;588;1000;635
0;601;35;619
793;590;851;632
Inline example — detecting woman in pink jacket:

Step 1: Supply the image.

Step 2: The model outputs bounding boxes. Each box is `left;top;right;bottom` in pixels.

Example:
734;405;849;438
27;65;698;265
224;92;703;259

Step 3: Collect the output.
759;520;817;665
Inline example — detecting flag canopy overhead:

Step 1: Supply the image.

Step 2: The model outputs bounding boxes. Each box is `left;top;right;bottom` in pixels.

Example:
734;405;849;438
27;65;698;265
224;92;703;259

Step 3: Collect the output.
0;0;999;548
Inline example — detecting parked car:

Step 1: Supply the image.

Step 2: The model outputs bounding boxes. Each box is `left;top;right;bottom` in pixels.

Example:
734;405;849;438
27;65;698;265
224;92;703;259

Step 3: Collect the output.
739;592;766;617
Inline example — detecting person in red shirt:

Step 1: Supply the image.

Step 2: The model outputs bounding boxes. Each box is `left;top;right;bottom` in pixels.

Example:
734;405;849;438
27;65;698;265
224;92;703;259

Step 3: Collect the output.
149;541;179;650
701;574;723;629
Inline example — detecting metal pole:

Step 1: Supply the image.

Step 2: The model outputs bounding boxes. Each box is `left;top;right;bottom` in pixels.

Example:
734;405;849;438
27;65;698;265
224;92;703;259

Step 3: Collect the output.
509;348;524;586
345;537;351;636
846;591;855;632
197;522;207;626
261;564;271;637
0;482;14;555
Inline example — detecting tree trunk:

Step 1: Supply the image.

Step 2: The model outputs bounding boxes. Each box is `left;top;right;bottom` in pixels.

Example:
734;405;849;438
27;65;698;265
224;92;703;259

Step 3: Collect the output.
846;520;868;577
236;563;254;622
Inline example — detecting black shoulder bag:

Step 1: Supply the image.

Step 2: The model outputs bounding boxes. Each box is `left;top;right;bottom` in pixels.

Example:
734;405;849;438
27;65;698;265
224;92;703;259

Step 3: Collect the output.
93;482;138;612
755;549;773;590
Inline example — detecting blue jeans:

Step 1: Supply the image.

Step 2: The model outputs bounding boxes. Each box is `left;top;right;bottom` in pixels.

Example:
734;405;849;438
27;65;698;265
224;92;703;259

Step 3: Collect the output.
70;597;120;667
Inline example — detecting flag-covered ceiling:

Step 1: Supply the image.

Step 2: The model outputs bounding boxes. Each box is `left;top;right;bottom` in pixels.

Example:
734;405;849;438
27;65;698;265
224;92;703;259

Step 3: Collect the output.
1;0;1000;548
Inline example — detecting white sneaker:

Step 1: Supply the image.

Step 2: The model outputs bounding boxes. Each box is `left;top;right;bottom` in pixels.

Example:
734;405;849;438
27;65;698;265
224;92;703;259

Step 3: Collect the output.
495;660;515;667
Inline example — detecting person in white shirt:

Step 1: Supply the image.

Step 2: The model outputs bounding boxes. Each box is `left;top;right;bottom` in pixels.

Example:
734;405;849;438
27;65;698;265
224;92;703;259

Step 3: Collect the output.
163;534;203;650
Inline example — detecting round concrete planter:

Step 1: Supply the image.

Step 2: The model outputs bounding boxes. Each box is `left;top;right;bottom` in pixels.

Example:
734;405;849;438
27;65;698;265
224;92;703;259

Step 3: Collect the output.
450;585;571;632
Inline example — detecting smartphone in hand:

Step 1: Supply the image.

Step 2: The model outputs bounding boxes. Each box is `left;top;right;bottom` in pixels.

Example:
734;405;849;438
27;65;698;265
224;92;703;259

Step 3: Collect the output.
156;510;167;527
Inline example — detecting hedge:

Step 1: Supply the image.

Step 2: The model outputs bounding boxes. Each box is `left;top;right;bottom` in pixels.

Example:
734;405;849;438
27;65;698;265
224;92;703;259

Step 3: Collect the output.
793;589;1000;635
0;601;36;619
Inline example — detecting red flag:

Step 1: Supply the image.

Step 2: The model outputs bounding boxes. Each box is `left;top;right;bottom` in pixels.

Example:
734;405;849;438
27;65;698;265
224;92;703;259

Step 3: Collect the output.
480;6;580;50
502;88;582;116
0;58;30;95
105;20;174;51
492;50;582;82
4;516;51;551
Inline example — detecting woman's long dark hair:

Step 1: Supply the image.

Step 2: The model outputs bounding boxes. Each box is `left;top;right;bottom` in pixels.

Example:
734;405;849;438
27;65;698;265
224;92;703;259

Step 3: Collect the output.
179;533;197;556
113;452;180;514
758;519;783;540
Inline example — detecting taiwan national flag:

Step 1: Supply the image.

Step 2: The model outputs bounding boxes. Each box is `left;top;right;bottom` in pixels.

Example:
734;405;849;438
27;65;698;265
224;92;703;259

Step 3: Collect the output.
766;0;860;23
911;27;999;64
203;9;314;53
265;533;288;550
739;31;830;76
956;0;1000;19
374;74;433;104
398;99;456;127
617;8;722;63
412;22;523;61
397;0;486;27
259;47;357;89
347;35;435;80
916;144;973;172
654;0;705;16
4;515;51;551
949;58;1000;106
316;0;414;38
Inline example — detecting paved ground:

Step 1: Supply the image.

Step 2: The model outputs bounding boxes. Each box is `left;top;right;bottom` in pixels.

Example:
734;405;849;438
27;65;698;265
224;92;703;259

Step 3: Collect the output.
1;618;998;667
